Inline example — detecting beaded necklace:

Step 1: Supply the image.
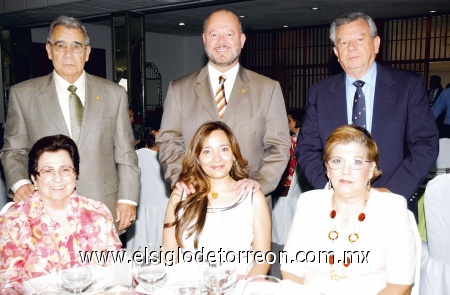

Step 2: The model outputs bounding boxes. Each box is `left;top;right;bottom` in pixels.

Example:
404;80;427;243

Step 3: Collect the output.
328;192;369;280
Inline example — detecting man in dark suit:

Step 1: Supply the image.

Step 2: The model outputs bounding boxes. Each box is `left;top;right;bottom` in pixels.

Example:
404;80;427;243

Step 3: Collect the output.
0;16;140;231
427;75;444;107
297;12;439;215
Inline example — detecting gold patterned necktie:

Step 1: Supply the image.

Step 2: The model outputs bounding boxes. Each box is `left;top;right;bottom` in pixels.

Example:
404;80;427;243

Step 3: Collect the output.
68;85;83;143
215;75;227;119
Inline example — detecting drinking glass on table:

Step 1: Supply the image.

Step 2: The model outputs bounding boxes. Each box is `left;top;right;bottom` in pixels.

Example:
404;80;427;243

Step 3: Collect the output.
57;251;96;294
132;243;166;294
242;275;283;295
203;258;237;295
172;280;202;295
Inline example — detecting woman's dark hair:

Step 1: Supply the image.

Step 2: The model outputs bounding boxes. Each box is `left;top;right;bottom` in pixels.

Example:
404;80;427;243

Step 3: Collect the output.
166;121;248;249
28;134;80;178
287;108;305;129
135;114;162;150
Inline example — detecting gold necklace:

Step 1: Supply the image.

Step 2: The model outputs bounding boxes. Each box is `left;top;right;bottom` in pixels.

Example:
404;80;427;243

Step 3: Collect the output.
211;192;219;199
328;193;369;280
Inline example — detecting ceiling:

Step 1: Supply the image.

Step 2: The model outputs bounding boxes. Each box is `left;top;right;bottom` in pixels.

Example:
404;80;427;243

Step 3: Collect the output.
0;0;450;36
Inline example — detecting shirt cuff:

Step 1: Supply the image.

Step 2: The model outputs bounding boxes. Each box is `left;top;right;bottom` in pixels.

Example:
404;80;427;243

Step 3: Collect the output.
118;199;138;206
11;179;33;194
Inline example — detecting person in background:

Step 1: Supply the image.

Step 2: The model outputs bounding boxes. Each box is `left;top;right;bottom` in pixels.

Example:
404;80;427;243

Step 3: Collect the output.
0;135;121;281
156;9;290;204
427;75;444;108
0;15;140;231
432;87;450;138
163;121;271;277
297;12;438;217
272;108;305;245
282;125;416;294
127;114;170;250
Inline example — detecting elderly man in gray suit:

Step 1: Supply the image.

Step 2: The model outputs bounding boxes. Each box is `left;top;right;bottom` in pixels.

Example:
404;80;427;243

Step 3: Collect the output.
0;16;140;231
157;9;290;198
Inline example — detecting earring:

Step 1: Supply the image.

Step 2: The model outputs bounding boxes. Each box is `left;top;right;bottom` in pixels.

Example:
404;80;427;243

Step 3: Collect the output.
34;186;38;191
197;161;200;165
328;181;333;190
367;180;371;192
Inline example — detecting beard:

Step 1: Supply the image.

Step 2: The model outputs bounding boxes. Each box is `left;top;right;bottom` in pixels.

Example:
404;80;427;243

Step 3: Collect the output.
205;47;241;68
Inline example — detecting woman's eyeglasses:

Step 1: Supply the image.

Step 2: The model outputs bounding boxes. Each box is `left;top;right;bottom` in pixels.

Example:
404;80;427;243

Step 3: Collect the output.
37;166;75;179
327;158;372;170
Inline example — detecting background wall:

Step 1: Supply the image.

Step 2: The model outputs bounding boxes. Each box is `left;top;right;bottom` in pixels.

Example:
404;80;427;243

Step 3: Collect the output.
31;24;205;102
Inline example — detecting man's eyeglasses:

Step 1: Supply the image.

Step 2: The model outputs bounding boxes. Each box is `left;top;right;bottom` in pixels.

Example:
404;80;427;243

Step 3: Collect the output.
51;41;86;53
327;158;372;170
37;166;75;179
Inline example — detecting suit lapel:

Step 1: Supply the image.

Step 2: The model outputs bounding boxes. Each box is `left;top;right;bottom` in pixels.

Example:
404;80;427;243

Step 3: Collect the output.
195;67;219;119
326;73;348;128
37;74;70;135
78;73;104;147
222;66;248;121
371;65;396;140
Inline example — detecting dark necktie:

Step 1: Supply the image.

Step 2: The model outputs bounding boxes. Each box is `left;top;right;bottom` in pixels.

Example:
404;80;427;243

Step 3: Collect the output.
429;90;436;107
215;75;227;119
352;80;366;128
68;85;84;143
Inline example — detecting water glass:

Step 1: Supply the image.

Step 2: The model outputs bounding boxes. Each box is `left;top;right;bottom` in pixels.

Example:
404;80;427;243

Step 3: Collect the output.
103;282;131;295
57;251;95;294
203;260;237;295
242;275;283;295
172;280;202;295
133;243;166;294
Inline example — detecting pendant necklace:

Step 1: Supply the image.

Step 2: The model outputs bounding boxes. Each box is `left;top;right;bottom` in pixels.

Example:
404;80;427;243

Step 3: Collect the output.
211;192;219;199
328;192;369;281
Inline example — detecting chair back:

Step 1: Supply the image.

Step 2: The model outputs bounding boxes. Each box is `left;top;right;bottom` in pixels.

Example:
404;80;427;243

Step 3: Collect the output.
408;210;421;295
0;202;14;215
432;138;450;171
424;174;450;264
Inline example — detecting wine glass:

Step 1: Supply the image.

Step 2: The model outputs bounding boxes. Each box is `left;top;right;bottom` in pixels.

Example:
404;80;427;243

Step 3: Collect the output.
132;243;166;294
241;275;283;295
103;282;132;295
172;280;202;295
202;259;237;295
57;251;95;294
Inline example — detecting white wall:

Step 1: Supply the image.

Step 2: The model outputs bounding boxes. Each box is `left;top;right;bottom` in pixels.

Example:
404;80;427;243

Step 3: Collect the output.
31;24;206;102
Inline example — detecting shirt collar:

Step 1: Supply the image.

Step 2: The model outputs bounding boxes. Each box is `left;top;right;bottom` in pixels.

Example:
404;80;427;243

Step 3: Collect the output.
54;70;86;96
345;62;377;88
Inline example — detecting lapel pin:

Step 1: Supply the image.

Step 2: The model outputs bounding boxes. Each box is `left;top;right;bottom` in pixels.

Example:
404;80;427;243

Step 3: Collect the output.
95;95;100;100
242;88;246;94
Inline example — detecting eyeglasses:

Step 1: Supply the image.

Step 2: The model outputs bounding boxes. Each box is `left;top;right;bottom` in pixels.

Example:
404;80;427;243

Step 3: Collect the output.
37;166;75;179
51;41;86;53
327;158;372;170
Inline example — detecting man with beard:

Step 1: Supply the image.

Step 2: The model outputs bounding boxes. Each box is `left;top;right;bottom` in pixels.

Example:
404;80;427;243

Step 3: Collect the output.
157;9;290;201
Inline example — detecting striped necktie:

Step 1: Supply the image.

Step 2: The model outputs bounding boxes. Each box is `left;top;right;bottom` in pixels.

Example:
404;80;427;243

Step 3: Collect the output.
68;85;84;143
215;75;227;119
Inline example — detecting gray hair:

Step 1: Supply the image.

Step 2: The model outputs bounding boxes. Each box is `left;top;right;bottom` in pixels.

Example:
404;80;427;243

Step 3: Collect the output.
329;12;378;45
203;8;243;33
47;15;90;46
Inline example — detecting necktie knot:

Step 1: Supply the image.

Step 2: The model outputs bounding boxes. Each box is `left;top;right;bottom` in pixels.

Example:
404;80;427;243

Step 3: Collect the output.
68;85;77;94
353;80;365;88
219;75;226;84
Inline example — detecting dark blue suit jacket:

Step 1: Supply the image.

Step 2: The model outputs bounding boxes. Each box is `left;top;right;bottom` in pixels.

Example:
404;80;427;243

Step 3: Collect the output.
297;63;439;210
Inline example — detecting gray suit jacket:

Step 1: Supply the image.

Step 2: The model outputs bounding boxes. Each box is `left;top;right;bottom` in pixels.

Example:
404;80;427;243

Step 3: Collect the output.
0;72;140;214
156;65;290;195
